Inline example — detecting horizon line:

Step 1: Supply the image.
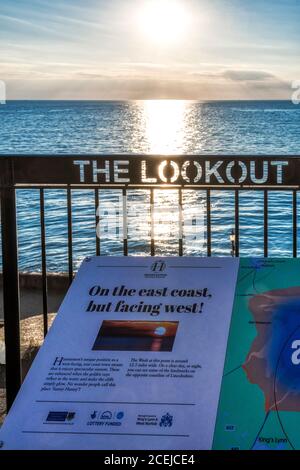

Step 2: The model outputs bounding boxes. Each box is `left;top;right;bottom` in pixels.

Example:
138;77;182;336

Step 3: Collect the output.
3;98;294;102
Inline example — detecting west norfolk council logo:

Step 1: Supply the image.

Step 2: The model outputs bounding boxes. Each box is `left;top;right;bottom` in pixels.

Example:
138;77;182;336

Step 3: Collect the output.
159;413;173;428
145;260;167;278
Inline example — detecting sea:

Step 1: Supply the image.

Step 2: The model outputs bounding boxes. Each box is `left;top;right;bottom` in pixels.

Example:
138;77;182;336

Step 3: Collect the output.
0;100;299;272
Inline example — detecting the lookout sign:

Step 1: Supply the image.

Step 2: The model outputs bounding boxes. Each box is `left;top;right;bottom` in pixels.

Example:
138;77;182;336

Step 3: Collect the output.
73;157;290;186
4;156;300;188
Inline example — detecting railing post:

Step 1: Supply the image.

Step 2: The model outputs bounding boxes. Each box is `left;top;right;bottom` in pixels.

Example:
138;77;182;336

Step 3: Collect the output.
293;190;297;258
0;158;21;410
264;190;268;257
206;189;211;256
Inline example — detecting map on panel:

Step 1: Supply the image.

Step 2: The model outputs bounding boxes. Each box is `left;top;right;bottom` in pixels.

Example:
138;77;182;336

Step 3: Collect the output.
213;258;300;450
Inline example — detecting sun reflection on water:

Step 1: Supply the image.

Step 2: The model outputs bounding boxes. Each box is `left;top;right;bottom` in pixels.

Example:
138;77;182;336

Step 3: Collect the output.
140;100;189;154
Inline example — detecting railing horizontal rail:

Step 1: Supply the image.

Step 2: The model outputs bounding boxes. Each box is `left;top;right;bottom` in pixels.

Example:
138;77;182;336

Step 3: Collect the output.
12;184;300;190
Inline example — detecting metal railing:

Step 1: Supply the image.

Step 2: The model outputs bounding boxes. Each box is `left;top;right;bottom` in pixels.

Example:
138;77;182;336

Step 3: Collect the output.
1;154;300;410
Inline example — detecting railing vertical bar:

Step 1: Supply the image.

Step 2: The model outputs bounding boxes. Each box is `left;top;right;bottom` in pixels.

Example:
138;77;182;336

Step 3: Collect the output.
235;190;240;257
293;190;297;258
150;188;155;256
206;189;211;257
1;158;21;410
39;189;48;337
178;188;183;256
95;189;100;256
67;187;73;284
123;189;128;256
264;190;268;257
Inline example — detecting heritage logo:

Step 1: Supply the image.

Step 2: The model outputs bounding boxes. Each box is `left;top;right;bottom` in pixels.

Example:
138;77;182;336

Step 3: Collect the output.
145;260;167;278
151;260;166;272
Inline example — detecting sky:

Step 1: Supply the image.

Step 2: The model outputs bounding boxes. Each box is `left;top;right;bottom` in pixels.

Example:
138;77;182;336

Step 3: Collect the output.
0;0;299;100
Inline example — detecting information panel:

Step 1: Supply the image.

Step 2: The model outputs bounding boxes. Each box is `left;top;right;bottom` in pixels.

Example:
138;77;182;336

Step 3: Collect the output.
213;258;300;450
0;257;239;450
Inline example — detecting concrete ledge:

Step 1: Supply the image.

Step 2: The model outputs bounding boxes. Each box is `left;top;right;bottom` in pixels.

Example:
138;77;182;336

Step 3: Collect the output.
0;272;69;291
0;272;69;321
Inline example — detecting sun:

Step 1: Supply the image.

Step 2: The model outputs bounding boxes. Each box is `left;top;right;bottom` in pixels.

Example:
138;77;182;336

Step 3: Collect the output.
137;0;190;45
154;326;167;336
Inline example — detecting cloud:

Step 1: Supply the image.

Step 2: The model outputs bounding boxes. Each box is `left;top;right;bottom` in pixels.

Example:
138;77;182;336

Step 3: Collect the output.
222;69;277;82
0;13;58;35
5;76;292;101
1;61;291;100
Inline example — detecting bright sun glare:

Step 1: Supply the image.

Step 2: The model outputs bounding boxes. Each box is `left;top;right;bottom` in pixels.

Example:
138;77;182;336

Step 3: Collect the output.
137;0;190;45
